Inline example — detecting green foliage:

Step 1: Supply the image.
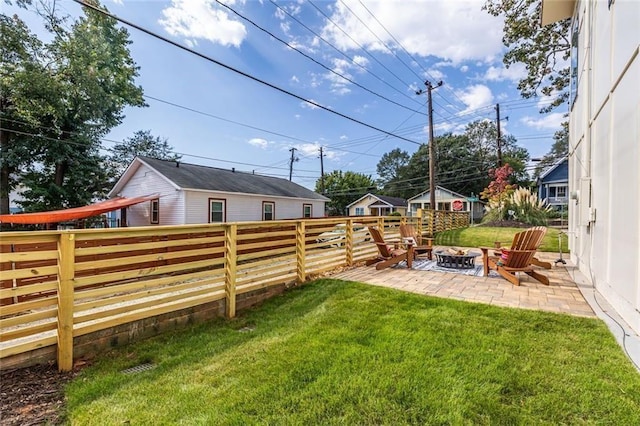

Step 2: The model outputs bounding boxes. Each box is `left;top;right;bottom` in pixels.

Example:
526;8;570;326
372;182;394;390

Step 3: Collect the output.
483;0;571;113
387;211;401;217
107;130;181;179
64;280;640;424
315;170;376;216
2;1;145;212
533;122;568;179
374;121;529;200
483;187;552;226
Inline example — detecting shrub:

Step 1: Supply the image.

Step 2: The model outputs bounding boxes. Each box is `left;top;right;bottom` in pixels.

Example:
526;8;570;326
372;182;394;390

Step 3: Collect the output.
483;187;551;225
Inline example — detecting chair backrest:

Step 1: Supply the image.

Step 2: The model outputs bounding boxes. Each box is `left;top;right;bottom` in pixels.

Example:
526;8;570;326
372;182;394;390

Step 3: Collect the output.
399;224;420;245
368;226;393;258
504;227;547;267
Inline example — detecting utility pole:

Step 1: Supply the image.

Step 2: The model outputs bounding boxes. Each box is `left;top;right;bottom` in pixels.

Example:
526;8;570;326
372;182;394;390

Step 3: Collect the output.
495;103;503;167
416;80;443;211
288;147;298;181
319;147;325;194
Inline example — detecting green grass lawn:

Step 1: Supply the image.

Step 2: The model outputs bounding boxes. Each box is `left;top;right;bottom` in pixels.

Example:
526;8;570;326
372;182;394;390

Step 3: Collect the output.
435;226;569;253
64;279;639;424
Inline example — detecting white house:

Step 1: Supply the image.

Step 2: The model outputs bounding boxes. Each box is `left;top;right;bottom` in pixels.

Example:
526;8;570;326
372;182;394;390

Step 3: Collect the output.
109;156;329;226
346;194;407;216
542;0;640;334
407;186;483;222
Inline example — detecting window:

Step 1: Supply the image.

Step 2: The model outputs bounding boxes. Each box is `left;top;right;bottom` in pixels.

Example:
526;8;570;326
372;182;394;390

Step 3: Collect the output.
209;199;225;223
556;186;567;198
263;202;275;221
355;207;364;216
150;199;159;224
303;204;312;218
437;202;451;211
569;15;579;108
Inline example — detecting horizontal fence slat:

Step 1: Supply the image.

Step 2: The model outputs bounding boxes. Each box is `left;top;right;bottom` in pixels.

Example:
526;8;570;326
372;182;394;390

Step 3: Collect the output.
75;235;226;256
74;291;227;338
1;320;57;342
0;281;58;299
74;246;225;272
0;297;58;317
73;258;221;288
0;250;59;262
0;307;57;329
236;274;297;295
0;335;58;359
75;279;226;314
0;265;59;281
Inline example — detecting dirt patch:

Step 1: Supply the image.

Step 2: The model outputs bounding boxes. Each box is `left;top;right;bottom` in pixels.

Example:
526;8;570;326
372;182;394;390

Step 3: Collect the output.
0;362;84;425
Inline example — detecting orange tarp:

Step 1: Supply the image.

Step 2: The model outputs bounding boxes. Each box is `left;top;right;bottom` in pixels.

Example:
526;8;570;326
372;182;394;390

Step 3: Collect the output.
0;195;157;224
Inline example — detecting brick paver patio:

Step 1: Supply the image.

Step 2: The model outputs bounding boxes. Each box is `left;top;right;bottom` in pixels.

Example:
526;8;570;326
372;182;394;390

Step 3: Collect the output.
333;250;595;318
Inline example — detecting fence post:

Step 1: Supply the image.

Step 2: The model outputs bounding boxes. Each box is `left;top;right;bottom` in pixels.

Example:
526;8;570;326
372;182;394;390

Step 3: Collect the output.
345;218;353;266
57;232;75;372
296;221;306;284
225;224;237;318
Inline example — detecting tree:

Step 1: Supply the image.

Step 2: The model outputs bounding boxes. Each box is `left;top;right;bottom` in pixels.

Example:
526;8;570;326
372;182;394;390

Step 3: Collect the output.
315;170;377;216
533;121;568;178
107;130;182;179
6;0;146;212
375;121;529;200
483;0;571;113
0;13;51;214
484;0;570;175
376;148;409;197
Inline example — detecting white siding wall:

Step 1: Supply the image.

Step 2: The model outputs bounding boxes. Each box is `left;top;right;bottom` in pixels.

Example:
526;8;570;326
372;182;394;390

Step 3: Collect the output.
569;0;640;334
184;190;325;223
117;164;184;226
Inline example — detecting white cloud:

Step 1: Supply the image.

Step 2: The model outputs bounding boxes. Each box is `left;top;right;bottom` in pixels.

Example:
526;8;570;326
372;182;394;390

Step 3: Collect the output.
159;0;247;47
457;84;494;113
483;63;526;83
248;138;269;149
425;68;445;80
300;100;321;110
290;75;300;84
339;135;348;141
521;112;565;130
460;65;469;73
321;0;503;64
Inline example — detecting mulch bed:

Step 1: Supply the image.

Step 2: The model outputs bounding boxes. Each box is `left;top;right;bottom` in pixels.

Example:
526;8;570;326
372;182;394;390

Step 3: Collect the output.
0;362;85;425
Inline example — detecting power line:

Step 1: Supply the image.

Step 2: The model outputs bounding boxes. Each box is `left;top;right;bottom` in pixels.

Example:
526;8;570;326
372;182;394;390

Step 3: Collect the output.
267;0;423;109
307;0;416;91
72;0;422;146
215;0;425;117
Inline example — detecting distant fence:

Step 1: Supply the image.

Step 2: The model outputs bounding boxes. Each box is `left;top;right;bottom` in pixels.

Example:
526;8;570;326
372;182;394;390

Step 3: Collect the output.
421;210;470;236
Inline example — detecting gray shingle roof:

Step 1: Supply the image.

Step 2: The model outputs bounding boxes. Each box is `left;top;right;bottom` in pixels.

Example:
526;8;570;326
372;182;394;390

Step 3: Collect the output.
375;195;407;207
140;157;329;201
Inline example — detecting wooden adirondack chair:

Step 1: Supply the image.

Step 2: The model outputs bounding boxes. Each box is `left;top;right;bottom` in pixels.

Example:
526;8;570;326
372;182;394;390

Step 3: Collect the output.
399;224;433;260
481;228;550;286
366;226;413;270
528;226;552;269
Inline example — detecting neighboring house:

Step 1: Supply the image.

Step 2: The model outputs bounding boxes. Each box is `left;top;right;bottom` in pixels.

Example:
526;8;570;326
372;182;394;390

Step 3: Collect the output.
407;186;484;222
347;194;407;216
542;1;640;334
109;156;329;226
537;156;569;211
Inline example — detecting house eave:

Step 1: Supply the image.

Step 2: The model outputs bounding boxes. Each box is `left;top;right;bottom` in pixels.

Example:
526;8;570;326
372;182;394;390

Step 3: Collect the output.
541;0;576;26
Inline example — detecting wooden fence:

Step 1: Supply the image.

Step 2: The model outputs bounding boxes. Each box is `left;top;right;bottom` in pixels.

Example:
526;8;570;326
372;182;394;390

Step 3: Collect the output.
421;210;470;236
1;215;428;371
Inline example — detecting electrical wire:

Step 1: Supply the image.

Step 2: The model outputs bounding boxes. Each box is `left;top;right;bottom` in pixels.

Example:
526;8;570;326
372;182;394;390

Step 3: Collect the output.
215;0;425;116
71;0;422;146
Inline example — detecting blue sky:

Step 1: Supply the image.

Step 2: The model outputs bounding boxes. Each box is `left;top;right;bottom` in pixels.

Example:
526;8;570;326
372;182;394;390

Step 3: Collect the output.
11;0;566;191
